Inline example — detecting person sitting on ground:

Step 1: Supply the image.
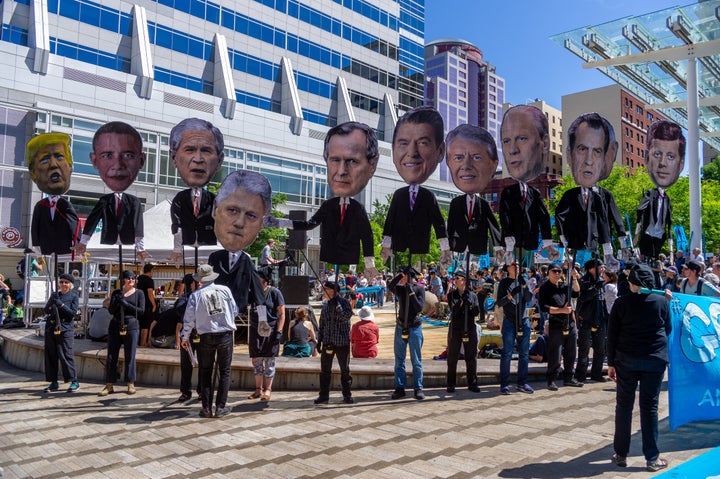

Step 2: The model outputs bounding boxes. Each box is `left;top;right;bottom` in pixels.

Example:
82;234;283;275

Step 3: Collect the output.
282;307;317;358
149;301;181;349
2;298;24;328
350;305;380;358
529;321;549;363
88;298;112;341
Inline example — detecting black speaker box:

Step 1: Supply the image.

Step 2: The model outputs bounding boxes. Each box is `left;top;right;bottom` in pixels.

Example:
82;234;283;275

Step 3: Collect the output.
287;210;307;250
280;275;310;305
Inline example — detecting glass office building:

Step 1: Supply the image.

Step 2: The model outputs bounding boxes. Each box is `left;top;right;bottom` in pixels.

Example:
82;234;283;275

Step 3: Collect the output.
0;0;457;257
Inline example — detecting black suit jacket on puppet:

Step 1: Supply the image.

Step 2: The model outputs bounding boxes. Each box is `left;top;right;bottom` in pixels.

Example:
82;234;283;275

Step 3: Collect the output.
82;193;143;245
171;188;217;246
383;186;447;255
499;182;551;251
556;187;626;251
31;197;79;255
636;188;672;259
447;194;501;254
208;249;264;312
291;197;373;265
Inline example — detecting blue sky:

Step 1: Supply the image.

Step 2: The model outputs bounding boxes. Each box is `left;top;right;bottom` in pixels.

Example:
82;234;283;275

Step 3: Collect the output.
424;0;684;108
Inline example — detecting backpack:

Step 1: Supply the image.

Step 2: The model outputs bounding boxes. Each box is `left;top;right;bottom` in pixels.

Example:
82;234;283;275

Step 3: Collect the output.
681;278;704;295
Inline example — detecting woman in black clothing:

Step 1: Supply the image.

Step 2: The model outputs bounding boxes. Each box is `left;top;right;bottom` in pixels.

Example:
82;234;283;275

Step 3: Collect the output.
608;263;671;472
43;273;80;393
99;269;145;396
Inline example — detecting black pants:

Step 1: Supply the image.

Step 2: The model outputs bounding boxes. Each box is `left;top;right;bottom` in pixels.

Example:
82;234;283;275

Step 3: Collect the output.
547;323;577;383
446;327;478;388
180;340;200;396
106;328;138;383
198;331;233;410
575;321;606;381
44;328;77;383
319;345;352;399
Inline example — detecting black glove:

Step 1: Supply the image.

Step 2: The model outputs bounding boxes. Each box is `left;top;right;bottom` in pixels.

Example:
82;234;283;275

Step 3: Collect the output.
316;341;323;354
54;298;64;307
272;331;282;345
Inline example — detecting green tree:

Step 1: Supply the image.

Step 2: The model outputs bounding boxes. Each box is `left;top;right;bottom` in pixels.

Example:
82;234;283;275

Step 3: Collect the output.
246;193;288;259
701;156;720;181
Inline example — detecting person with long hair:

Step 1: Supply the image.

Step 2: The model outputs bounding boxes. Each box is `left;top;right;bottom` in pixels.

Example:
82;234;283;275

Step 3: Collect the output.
283;307;317;358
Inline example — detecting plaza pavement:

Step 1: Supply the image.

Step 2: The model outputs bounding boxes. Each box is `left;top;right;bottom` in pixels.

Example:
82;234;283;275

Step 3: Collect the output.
0;358;719;479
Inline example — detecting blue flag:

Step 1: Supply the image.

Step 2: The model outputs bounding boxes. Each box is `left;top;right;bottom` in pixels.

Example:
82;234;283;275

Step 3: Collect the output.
668;293;720;430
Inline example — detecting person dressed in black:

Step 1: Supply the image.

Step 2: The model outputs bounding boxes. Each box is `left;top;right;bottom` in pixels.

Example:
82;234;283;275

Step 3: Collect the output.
175;273;199;402
388;266;426;400
608;263;671;472
136;263;156;347
538;262;582;391
247;267;285;402
445;270;480;393
99;269;145;396
42;273;80;393
314;281;353;405
574;258;609;383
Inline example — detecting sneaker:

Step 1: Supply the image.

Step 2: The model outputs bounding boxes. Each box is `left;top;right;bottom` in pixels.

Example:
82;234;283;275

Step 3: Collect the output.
178;393;192;402
564;378;584;387
591;376;611;383
391;388;406;400
468;385;480;393
43;382;59;392
67;381;80;392
342;396;354;404
516;384;534;394
500;386;511;395
446;386;455;393
646;458;668;472
612;454;627;468
413;389;425;400
547;382;559;391
199;408;213;418
313;397;329;405
215;406;231;418
127;383;137;395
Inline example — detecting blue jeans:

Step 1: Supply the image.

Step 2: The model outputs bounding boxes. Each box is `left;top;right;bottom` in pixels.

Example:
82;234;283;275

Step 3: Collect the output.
198;331;234;410
613;354;666;461
394;324;423;390
500;318;531;388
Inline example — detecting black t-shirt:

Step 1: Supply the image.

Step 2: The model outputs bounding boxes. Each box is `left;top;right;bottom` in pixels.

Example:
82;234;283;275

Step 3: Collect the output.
136;274;155;314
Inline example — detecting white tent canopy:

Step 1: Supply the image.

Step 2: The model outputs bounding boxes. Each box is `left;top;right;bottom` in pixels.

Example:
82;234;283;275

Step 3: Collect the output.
84;199;218;263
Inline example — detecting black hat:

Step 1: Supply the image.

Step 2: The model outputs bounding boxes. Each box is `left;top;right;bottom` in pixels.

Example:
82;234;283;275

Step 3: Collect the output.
121;270;137;279
584;258;603;271
323;281;340;292
58;273;74;283
453;269;467;279
683;260;703;274
257;266;273;283
628;264;655;289
400;266;419;278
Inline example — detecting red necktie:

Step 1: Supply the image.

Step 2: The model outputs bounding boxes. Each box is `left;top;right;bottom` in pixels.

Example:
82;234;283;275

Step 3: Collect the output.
467;196;474;222
193;194;199;217
115;195;122;217
340;201;347;225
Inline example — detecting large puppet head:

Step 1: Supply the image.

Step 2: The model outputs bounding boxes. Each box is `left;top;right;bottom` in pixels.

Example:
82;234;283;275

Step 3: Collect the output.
566;112;617;189
646;120;685;189
500;105;549;182
445;124;498;194
90;121;145;192
170;118;225;188
324;121;378;198
213;170;271;252
392;106;445;185
26;132;73;195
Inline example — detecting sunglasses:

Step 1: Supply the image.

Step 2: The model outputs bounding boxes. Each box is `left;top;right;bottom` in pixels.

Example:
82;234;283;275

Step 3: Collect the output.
549;269;562;273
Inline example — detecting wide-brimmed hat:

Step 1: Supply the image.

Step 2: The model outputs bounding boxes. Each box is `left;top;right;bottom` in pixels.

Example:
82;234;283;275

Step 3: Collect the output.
323;281;340;292
584;258;604;271
400;266;419;278
193;264;219;283
358;306;375;321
